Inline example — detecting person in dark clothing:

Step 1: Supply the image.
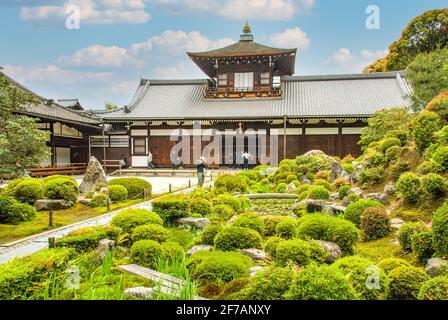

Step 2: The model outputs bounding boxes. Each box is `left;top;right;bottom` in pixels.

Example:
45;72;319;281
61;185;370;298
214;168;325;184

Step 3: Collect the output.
120;155;128;169
196;157;207;187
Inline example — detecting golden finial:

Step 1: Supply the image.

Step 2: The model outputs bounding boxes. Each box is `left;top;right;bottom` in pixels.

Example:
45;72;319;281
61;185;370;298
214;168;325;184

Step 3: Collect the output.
243;20;251;34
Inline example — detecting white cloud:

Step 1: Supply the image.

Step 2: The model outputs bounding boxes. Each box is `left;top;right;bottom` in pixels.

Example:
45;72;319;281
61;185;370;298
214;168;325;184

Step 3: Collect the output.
19;0;151;25
325;48;388;73
58;45;144;68
269;27;310;49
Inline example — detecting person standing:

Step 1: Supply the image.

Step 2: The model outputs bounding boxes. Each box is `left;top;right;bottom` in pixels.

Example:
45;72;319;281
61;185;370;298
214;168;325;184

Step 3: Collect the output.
242;151;252;170
196;156;207;187
147;151;155;169
120;155;128;169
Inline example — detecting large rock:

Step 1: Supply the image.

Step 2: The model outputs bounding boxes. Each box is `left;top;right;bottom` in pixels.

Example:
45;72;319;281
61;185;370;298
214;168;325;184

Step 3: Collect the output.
316;240;342;263
98;239;115;261
384;182;396;197
300;176;312;185
425;258;448;277
366;193;389;205
304;150;326;157
285;183;297;193
351;165;365;183
124;287;154;300
35;199;74;211
240;249;268;262
391;218;405;230
348;187;363;197
187;245;212;256
296;200;346;215
330;161;343;182
177;217;210;230
80;156;107;194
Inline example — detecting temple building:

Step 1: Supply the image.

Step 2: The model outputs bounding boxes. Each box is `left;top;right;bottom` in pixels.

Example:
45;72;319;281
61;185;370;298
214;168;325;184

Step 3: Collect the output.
97;23;412;168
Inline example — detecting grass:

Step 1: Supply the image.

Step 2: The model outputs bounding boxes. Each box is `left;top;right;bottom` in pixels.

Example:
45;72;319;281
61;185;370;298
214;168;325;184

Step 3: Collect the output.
356;234;415;265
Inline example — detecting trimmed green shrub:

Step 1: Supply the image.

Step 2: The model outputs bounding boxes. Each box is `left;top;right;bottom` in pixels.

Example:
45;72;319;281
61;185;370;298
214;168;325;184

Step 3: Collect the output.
44;178;79;202
201;224;223;246
308;186;330;200
432;146;448;171
13;179;44;205
385;146;402;163
314;179;332;191
214;226;262;251
433;204;448;258
42;175;77;184
264;236;285;258
7;203;36;224
359;167;383;186
108;178;152;199
108;185;128;202
275;219;297;239
388;266;429;300
214;174;247;193
212;194;242;213
285;265;357;300
56;225;121;252
380;138;401;153
275;182;287;193
130;240;164;269
233;212;264;234
417;160;445;175
421;173;448;199
0;195;18;224
0;248;75;300
190;197;212;216
187;251;252;283
217;278;250;300
377;258;412;275
418;276;448;300
344;199;383;227
274;239;326;267
111;208;163;234
89;193;108;208
161;241;185;261
239;267;295;300
398;221;427;253
3;177;28;195
338;185;351;200
360;207;391;241
411;231;435;264
209;204;234;223
152;195;190;223
385;129;408;146
333;256;388;300
296;214;359;255
260;215;288;236
132;224;170;243
342;163;355;174
411;111;443;152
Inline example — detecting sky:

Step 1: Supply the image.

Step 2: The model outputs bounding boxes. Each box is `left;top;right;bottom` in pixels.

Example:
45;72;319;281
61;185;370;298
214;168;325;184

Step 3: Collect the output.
1;0;446;110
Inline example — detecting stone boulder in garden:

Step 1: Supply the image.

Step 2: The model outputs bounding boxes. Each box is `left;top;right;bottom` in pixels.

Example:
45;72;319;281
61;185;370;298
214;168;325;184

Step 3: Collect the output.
80;156;107;194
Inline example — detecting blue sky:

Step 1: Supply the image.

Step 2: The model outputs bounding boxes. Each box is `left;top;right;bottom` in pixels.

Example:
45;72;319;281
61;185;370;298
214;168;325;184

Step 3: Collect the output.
1;0;446;109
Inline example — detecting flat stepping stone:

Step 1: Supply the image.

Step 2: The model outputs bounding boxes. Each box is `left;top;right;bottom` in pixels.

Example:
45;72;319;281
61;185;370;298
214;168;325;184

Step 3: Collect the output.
242;193;298;199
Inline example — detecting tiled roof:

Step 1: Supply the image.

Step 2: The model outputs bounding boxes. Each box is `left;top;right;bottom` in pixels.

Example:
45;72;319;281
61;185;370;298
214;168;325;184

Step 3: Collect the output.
102;71;413;121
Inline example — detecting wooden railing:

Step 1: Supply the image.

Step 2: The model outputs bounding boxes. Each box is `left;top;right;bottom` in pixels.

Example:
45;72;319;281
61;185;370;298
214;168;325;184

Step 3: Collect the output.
205;85;282;99
102;160;123;174
29;163;87;177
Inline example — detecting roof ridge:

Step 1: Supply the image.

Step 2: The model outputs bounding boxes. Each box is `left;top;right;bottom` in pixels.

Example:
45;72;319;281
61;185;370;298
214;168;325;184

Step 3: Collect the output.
283;71;407;82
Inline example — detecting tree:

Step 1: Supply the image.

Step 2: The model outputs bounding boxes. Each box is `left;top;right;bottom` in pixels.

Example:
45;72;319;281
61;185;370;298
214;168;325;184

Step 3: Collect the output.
407;47;448;110
365;9;448;73
0;72;51;175
105;102;118;111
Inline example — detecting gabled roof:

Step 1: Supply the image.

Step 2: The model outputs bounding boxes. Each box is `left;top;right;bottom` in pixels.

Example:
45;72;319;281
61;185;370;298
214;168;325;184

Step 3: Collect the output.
101;72;413;122
2;72;101;127
57;99;84;110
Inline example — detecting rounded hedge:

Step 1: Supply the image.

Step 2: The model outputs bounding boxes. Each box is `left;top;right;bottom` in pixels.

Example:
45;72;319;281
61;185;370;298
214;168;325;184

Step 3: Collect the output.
264;236;285;258
275;219;297;239
360;207;391;241
0;195;18;224
89;193;108;208
209;204;234;223
190;198;212;216
421;173;448;199
275;239;326;267
385;129;408;146
396;172;422;203
385;146;402;163
44;178;79;202
214;226;262;251
398;221;427;253
111;208;163;234
7;202;36;224
344;199;384;227
214;174;247;193
132;224;170;243
275;183;288;193
161;241;185;261
13;179;44;205
418;276;448;300
152;195;190;223
332;256;388;300
239;267;295;300
412;111;443;152
432;146;448;171
338;185;351;200
232;212;264;234
260;215;288;236
42;175;77;185
108;185;128;202
187;251;252;283
432;204;448;258
130;240;164;269
411;231;435;264
296;214;359;255
308;186;330;200
380;138;401;153
285;265;357;300
212;195;242;213
387;266;429;300
377;258;412;275
201;224;223;246
108;178;152;199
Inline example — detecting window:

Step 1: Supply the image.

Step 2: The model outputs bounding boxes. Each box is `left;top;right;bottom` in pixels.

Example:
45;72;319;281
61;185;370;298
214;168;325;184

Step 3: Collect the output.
218;73;228;87
260;72;270;85
273;76;281;88
133;137;146;155
234;72;254;91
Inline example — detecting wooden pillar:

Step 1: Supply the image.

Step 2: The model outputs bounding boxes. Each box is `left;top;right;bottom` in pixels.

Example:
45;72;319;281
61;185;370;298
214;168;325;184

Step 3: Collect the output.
49;122;55;167
102;123;107;167
301;120;307;155
127;123;132;167
337;120;344;158
283;116;287;160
